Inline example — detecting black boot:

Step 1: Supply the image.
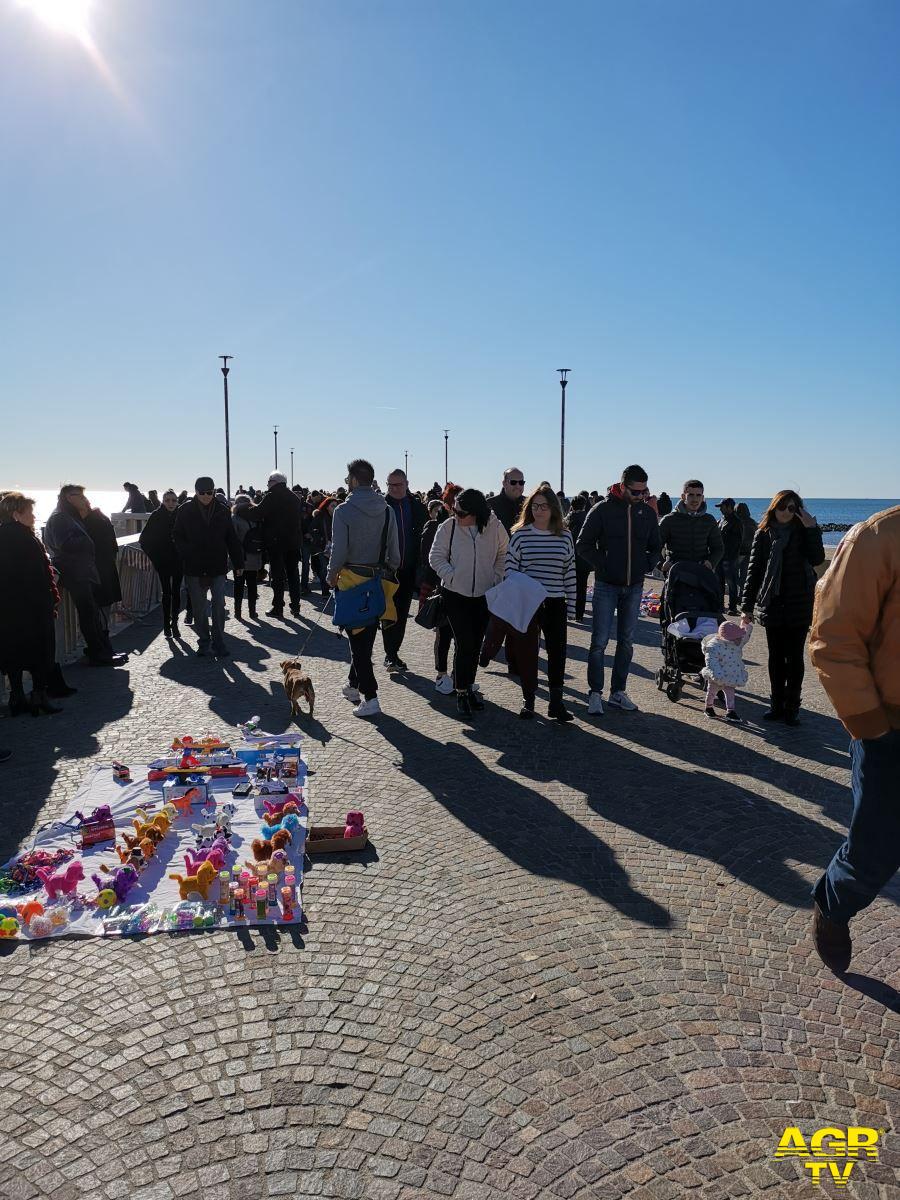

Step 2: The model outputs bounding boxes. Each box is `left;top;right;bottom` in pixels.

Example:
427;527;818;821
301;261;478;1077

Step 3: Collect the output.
456;690;473;717
7;688;31;717
548;687;574;723
519;693;535;720
468;686;485;711
171;621;180;638
163;620;172;638
784;710;801;727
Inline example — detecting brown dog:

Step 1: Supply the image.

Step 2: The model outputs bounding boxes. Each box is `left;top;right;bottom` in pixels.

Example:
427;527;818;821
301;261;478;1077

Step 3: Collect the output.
281;659;315;718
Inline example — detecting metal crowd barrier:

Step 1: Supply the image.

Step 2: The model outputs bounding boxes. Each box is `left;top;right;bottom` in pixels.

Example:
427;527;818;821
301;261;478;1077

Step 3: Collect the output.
55;535;160;663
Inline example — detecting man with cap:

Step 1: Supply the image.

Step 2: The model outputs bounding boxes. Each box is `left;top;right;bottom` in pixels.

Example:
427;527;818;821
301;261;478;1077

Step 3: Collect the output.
715;497;743;615
247;472;304;617
173;477;244;657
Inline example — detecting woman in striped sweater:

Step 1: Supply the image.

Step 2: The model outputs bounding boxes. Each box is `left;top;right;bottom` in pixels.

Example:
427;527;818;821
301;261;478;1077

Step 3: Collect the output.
506;482;576;722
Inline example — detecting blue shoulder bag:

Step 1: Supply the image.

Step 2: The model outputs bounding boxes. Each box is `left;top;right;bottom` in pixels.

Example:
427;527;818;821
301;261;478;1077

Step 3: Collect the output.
332;511;391;629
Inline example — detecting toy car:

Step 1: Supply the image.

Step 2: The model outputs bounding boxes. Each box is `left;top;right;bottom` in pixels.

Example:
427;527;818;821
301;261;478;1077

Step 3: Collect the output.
258;780;288;795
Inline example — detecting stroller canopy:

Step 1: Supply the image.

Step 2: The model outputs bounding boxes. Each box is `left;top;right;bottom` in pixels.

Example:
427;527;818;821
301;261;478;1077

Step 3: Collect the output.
662;561;723;623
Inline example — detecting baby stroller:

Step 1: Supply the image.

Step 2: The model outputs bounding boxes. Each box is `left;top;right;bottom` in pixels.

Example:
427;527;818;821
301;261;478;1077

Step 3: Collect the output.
656;561;723;702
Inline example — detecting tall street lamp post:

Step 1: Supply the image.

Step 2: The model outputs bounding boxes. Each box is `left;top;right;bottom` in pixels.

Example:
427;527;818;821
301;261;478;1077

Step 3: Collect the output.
404;449;408;476
273;425;279;470
219;356;232;500
557;369;570;495
290;447;295;487
443;430;449;485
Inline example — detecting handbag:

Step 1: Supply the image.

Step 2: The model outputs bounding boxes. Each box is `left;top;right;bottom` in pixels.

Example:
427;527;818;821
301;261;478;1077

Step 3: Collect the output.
332;511;392;629
415;520;454;630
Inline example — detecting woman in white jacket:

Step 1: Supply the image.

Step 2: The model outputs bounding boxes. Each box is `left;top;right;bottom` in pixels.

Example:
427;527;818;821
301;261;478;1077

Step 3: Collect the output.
429;488;508;716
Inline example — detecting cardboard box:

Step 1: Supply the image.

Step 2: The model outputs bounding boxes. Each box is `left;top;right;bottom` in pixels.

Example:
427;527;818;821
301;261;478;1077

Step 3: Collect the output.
307;825;368;854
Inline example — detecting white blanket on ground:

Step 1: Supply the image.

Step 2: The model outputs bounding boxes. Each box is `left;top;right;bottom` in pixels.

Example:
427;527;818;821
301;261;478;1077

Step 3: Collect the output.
2;762;308;939
486;571;548;633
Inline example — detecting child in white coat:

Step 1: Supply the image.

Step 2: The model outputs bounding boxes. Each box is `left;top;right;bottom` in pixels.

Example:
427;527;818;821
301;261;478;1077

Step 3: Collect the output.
701;619;752;722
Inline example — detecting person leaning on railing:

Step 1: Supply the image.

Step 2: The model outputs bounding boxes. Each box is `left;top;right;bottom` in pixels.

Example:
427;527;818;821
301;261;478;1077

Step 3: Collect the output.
0;491;65;716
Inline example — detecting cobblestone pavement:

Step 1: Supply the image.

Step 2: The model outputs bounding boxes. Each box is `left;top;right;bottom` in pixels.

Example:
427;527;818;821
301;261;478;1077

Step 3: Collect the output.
1;589;898;1200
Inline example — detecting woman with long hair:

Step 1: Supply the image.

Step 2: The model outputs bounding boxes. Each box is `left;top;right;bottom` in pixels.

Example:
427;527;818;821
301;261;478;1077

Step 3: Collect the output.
231;494;263;620
310;495;338;598
507;482;576;721
0;492;64;716
740;489;824;725
429;487;508;716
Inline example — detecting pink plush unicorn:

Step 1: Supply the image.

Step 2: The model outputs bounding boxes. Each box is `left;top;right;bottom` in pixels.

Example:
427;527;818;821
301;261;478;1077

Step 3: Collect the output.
344;811;365;839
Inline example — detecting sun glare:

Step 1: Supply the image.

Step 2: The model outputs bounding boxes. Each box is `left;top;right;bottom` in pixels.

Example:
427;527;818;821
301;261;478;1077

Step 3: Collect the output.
19;0;93;43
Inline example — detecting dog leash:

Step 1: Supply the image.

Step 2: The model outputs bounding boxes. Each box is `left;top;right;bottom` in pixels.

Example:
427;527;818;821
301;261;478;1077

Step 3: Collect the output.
295;592;336;659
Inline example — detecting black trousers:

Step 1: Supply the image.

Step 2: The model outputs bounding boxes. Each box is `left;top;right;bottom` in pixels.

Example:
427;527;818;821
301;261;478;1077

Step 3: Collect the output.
234;569;259;612
511;597;568;698
67;581;114;662
270;549;301;611
434;623;453;674
382;571;415;662
348;624;379;700
575;564;591;622
717;558;741;611
765;624;808;712
442;591;490;691
158;568;183;628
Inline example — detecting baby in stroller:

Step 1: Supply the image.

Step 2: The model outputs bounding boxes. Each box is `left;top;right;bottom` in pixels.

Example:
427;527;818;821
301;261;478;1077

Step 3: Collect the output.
701;619;753;722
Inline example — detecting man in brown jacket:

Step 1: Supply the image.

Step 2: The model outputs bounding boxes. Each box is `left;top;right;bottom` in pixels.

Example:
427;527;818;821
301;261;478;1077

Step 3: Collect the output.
807;505;900;973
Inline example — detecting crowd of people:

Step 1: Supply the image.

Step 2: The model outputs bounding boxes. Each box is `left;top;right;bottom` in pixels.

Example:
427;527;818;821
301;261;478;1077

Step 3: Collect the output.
0;464;897;975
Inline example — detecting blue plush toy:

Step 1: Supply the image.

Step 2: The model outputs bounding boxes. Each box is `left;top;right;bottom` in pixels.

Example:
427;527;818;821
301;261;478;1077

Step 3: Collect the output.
259;812;301;840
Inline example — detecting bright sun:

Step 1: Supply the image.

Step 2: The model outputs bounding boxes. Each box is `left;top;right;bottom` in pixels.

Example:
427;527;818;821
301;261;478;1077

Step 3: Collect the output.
19;0;93;42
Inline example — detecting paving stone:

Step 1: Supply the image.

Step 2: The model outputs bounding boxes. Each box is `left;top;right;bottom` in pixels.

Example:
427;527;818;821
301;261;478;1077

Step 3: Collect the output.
1;595;897;1199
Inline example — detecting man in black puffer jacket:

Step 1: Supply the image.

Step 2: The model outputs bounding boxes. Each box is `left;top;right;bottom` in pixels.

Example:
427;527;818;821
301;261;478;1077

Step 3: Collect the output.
715;498;743;614
173;477;243;658
576;465;661;715
247;472;304;617
658;480;724;573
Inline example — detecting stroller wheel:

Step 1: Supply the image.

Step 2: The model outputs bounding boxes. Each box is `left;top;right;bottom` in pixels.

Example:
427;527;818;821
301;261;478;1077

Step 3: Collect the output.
655;669;666;691
666;683;682;702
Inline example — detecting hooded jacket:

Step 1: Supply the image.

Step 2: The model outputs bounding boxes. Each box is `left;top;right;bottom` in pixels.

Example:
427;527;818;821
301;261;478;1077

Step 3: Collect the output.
328;487;401;577
173;497;244;577
809;505;900;739
576;486;661;587
429;512;509;597
658;501;724;570
718;511;743;560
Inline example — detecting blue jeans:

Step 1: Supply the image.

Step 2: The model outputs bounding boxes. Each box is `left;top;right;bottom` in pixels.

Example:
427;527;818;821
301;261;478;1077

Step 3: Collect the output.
588;582;642;696
813;730;900;924
185;575;227;651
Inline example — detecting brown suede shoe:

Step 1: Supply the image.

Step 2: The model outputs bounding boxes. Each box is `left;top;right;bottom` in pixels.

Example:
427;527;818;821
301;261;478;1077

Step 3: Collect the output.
812;903;852;974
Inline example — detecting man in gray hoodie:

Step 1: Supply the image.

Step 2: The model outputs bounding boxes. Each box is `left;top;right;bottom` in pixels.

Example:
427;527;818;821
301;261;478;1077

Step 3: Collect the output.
327;459;401;717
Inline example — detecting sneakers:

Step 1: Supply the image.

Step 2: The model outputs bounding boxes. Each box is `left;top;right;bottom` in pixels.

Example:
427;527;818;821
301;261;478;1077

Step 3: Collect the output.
434;674;454;695
265;608;284;619
587;692;604;716
353;697;381;718
705;706;717;718
468;688;485;711
725;710;741;723
519;696;535;720
384;656;408;673
812;903;852;974
548;687;575;723
342;684;361;703
608;691;638;712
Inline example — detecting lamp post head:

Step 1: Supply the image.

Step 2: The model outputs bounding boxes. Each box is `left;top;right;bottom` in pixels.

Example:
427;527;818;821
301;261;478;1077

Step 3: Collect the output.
219;354;232;378
557;368;570;385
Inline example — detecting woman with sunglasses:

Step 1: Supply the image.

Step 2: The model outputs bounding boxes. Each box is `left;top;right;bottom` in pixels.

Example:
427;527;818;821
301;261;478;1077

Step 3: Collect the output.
740;490;824;725
429;488;508;716
507;483;577;721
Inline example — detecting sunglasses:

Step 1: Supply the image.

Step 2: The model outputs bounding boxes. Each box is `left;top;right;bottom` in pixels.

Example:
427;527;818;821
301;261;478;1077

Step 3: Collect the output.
508;479;525;486
625;486;649;496
778;501;798;513
197;490;214;496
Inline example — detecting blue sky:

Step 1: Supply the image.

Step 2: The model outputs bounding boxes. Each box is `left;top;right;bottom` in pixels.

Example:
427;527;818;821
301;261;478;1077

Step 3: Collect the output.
2;0;898;497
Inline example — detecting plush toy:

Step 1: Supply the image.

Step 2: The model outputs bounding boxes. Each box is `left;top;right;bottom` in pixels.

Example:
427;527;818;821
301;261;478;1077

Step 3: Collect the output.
46;907;68;929
0;917;20;938
262;796;301;820
93;865;138;904
213;807;235;837
132;812;170;840
345;811;365;838
191;821;219;845
271;828;292;853
260;812;301;840
169;860;217;901
184;838;228;875
36;861;84;900
74;804;113;825
250;838;272;863
95;888;117;910
17;900;45;925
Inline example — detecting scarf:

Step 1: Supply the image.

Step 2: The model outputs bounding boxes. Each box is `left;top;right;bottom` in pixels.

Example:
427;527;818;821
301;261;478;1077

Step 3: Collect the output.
757;523;792;609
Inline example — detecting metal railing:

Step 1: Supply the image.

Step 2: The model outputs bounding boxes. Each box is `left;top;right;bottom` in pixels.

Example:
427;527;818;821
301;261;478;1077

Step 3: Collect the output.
55;535;160;662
